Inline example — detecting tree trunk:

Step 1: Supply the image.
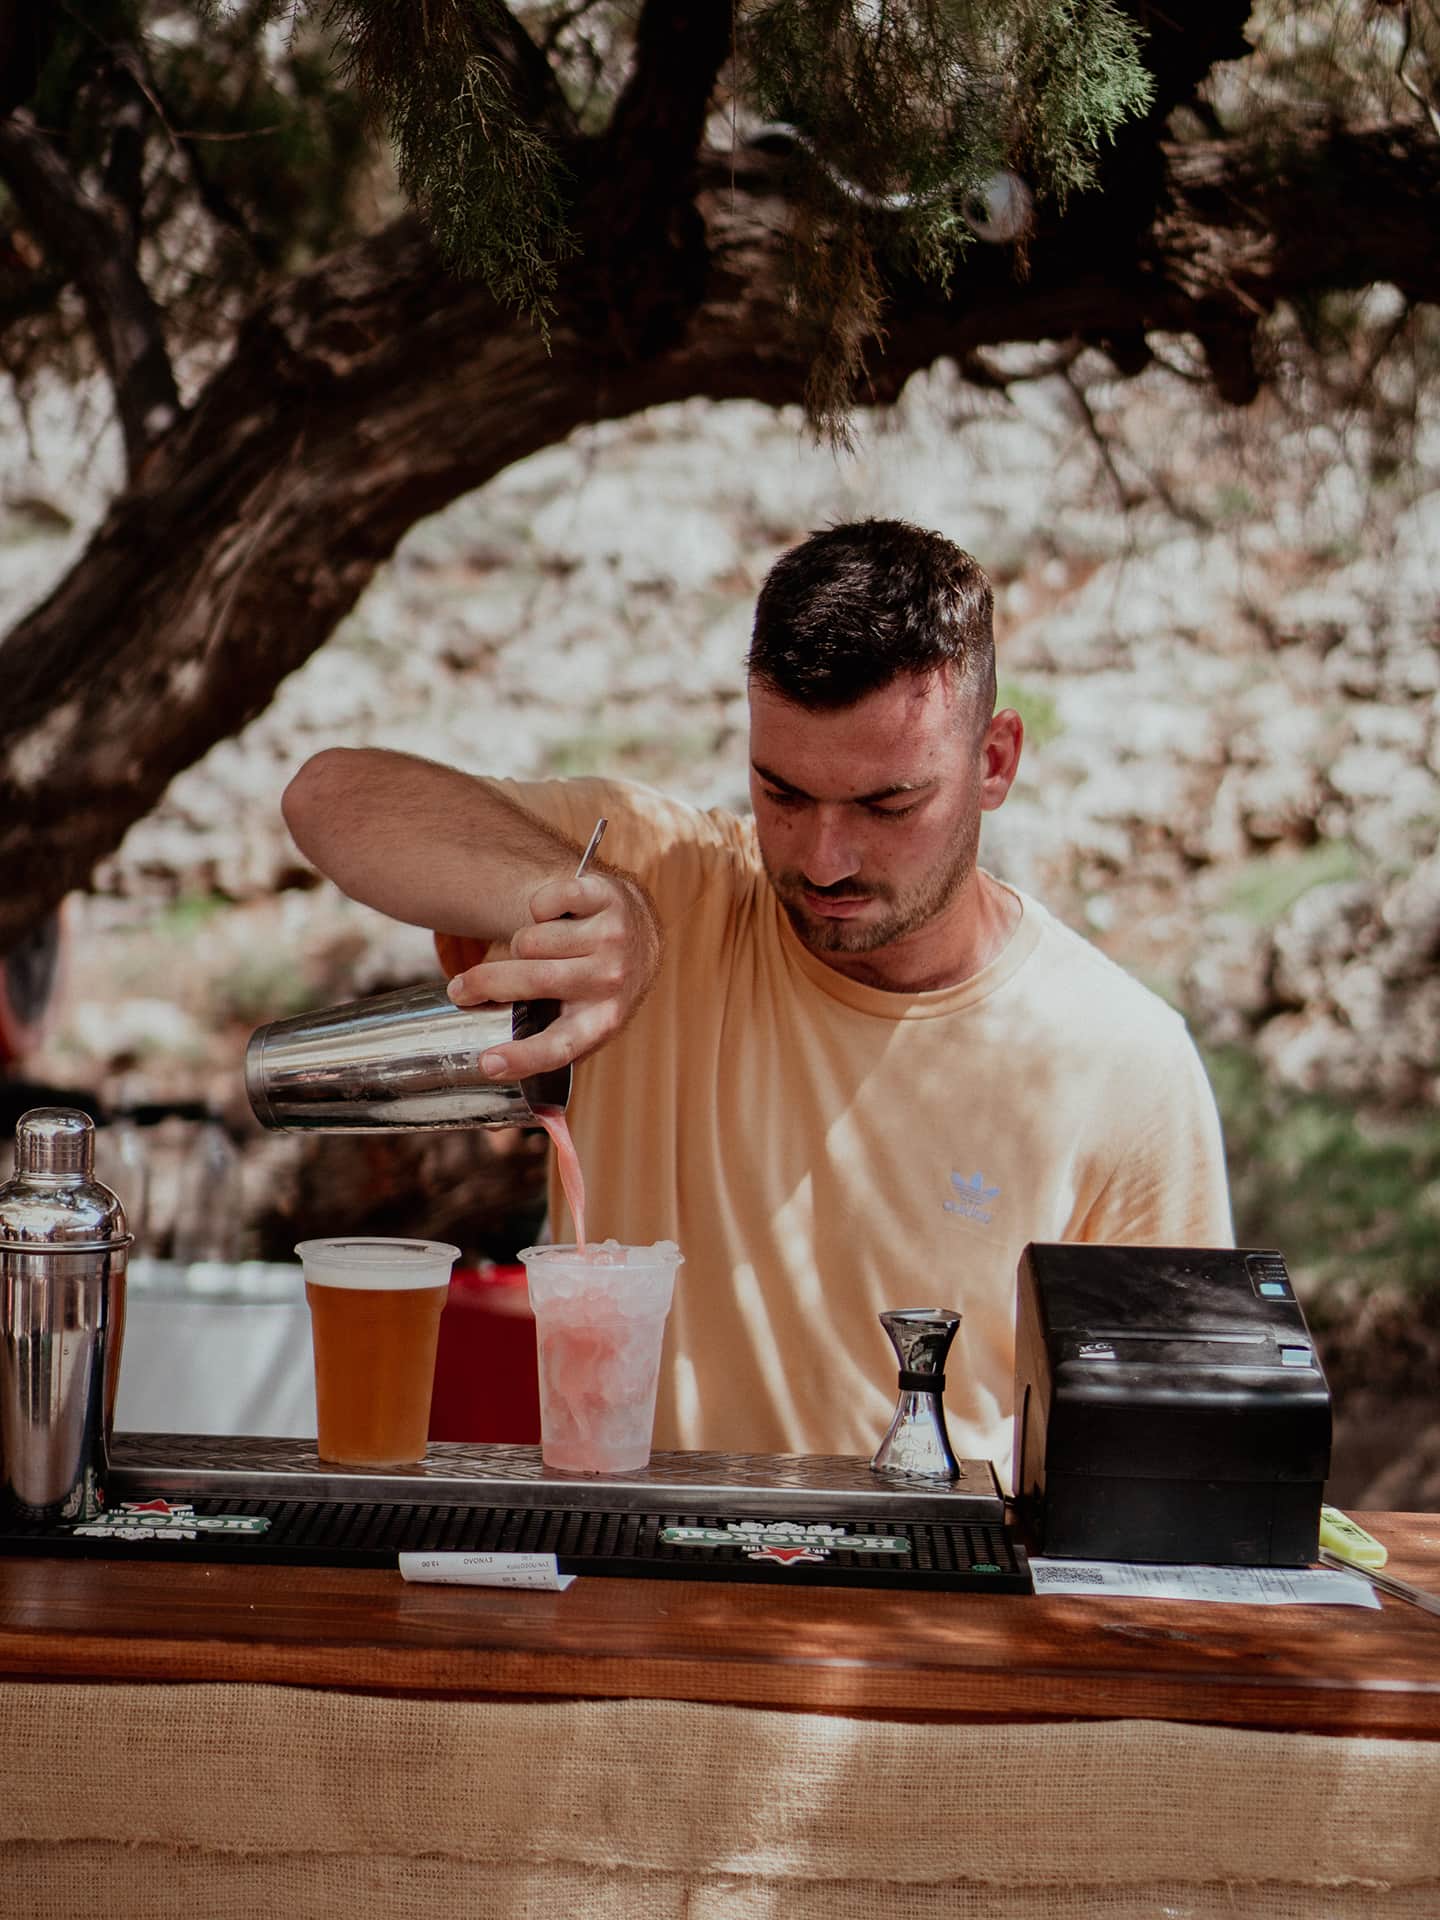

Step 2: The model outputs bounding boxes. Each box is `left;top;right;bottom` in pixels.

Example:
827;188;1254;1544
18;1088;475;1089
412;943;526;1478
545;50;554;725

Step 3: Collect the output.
1;121;1436;952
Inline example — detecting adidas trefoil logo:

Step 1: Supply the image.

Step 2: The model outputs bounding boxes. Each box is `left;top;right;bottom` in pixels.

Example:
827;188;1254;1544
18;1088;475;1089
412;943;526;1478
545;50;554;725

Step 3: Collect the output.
944;1169;1001;1224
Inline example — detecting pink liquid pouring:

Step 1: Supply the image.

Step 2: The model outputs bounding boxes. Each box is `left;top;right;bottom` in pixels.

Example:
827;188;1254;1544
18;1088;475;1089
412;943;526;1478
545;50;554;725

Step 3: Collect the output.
534;1106;587;1249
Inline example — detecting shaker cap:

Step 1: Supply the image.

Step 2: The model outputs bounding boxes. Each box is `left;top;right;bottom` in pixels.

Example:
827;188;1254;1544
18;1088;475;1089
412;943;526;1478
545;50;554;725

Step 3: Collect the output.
0;1107;131;1250
17;1107;94;1176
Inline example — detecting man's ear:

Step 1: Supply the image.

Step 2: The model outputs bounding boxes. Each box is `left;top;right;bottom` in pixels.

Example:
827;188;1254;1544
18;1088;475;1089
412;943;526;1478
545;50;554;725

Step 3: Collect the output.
978;708;1024;812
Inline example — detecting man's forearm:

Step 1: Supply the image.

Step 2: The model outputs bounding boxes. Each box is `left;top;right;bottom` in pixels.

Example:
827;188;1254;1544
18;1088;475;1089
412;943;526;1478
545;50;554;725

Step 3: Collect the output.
282;747;584;939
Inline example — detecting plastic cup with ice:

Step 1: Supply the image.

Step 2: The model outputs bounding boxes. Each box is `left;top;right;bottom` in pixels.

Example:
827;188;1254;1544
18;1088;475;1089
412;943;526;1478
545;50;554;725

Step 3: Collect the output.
518;1240;683;1474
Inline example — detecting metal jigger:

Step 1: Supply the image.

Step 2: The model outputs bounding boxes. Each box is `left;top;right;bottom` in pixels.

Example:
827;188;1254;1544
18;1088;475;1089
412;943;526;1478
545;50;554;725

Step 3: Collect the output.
870;1308;962;1482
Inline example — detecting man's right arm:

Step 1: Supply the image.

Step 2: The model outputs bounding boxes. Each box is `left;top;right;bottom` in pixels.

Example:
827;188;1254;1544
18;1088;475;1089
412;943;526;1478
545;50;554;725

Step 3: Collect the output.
282;747;582;941
281;748;662;1078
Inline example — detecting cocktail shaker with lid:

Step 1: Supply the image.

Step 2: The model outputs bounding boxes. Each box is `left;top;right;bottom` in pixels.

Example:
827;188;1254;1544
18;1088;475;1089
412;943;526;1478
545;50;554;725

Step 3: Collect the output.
0;1108;131;1520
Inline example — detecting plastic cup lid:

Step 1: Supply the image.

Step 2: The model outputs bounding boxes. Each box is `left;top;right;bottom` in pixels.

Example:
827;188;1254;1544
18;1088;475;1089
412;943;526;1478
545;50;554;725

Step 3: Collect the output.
295;1236;460;1290
517;1240;682;1271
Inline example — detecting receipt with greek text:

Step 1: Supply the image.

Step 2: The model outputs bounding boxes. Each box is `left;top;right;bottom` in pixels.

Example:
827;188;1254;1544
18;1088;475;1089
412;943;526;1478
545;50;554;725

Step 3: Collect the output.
1028;1559;1380;1606
399;1552;577;1591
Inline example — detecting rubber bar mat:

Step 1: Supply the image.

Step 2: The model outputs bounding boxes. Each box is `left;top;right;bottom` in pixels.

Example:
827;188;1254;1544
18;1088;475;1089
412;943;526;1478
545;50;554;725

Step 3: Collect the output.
0;1495;1030;1591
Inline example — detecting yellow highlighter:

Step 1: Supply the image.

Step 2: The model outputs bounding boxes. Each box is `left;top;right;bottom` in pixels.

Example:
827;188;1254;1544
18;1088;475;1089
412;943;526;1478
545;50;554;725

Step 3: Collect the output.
1319;1508;1440;1615
1319;1505;1389;1570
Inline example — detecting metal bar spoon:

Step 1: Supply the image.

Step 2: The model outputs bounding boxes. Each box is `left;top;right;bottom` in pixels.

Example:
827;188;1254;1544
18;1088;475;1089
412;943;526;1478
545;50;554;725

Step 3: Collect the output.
1318;1548;1440;1618
574;817;608;880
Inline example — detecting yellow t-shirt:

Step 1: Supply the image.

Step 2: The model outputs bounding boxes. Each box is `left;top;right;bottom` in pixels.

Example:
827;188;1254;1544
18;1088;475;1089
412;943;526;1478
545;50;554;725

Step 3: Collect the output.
487;775;1233;1484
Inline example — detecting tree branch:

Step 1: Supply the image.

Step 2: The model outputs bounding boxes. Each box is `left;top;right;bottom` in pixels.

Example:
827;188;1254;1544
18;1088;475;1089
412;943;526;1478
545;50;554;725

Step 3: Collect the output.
1120;1;1254;125
99;77;148;249
570;0;735;356
106;33;265;262
837;119;1440;394
477;0;578;134
0;113;1436;949
1089;0;1255;235
1061;363;1143;510
1395;2;1440;139
602;0;733;169
0;108;180;473
0;0;59;117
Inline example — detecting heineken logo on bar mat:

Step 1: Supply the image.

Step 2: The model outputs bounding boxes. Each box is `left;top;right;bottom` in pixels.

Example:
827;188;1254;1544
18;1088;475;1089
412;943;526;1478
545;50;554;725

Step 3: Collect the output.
71;1500;271;1542
660;1520;911;1565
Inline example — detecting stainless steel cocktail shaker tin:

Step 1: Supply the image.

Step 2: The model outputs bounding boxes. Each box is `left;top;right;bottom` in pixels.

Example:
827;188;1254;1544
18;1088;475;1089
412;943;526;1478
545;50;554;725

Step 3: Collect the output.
247;822;602;1135
0;1108;131;1520
245;984;571;1133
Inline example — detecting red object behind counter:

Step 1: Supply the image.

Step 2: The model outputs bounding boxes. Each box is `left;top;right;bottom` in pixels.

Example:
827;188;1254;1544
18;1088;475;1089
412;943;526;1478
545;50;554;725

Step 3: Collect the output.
428;1264;541;1444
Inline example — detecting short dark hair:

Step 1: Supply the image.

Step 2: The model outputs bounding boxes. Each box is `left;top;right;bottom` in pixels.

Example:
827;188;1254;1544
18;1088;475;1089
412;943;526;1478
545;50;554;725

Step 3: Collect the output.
747;519;996;714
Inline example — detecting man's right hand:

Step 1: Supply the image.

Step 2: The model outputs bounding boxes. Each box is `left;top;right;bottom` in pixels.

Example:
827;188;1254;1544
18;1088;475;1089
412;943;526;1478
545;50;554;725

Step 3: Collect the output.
443;869;662;1082
282;748;662;1075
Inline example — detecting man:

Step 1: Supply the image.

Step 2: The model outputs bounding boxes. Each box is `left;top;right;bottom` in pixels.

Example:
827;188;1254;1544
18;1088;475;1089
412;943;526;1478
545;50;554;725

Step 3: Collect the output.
283;519;1232;1479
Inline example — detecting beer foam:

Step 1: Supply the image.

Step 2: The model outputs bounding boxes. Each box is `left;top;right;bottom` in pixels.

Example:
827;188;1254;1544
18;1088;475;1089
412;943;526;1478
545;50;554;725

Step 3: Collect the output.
296;1237;459;1290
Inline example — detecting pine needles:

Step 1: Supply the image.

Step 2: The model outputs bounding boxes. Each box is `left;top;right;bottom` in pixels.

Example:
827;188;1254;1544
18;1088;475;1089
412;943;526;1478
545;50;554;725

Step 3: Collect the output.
322;0;1154;423
329;0;574;332
740;0;1154;435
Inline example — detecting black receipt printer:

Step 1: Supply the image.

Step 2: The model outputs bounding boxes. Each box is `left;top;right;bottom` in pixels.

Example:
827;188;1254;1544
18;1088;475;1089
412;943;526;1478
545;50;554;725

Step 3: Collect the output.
1012;1244;1332;1566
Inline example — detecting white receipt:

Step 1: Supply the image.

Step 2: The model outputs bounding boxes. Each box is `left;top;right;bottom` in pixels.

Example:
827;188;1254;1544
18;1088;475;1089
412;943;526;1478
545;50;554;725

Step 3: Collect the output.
1028;1558;1381;1609
398;1551;577;1592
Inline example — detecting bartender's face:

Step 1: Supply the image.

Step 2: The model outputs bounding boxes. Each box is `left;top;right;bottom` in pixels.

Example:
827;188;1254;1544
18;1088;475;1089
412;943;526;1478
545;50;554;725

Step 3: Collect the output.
749;668;1021;980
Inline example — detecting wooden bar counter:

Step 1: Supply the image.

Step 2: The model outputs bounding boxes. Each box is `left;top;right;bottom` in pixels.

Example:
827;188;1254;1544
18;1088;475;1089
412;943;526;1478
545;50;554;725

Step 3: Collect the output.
0;1512;1436;1734
2;1513;1438;1918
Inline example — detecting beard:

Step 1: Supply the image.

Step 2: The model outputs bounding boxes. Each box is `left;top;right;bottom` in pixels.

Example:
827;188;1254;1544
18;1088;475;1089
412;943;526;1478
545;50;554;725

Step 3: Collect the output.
763;810;982;958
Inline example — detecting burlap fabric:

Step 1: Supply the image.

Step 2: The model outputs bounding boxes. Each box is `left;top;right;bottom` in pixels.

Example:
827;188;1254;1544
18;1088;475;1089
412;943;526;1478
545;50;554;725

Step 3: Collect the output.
2;1684;1438;1917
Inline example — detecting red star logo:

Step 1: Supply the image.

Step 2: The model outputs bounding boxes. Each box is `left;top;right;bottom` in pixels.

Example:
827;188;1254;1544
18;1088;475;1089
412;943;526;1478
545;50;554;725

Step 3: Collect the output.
122;1500;178;1514
749;1546;827;1566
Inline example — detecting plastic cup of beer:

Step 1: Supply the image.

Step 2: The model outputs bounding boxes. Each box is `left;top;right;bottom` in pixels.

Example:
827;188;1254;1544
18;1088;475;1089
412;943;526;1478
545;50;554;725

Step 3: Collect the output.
519;1240;682;1475
296;1236;459;1467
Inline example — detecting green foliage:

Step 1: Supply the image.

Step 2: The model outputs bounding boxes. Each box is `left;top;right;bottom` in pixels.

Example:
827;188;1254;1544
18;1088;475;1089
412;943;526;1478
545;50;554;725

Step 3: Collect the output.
4;0;1162;433
541;722;725;784
205;951;315;1027
741;0;1153;433
149;890;234;938
744;0;1151;210
324;0;1154;399
1011;0;1156;200
1220;842;1360;926
1209;1044;1440;1308
746;0;1005;212
159;17;373;273
329;0;574;328
1211;481;1259;523
996;677;1062;749
3;2;377;384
